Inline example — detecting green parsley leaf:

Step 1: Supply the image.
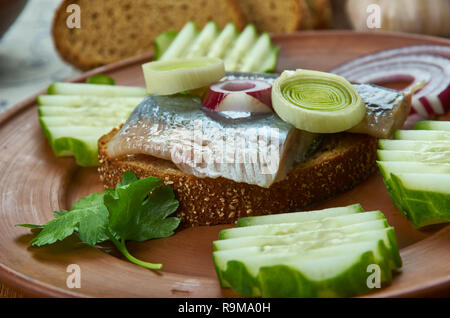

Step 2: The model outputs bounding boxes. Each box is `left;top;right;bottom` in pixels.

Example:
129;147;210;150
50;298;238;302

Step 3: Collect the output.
17;171;180;270
105;182;180;242
17;192;110;246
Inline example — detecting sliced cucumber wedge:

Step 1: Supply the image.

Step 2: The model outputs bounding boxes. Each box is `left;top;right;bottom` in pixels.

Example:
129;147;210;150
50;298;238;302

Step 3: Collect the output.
378;120;450;228
390;173;450;228
257;46;280;73
394;129;450;141
378;139;450;152
213;205;401;297
48;83;148;97
220;211;386;240
214;219;389;251
155;22;279;73
40;116;125;127
215;240;398;297
37;95;144;107
207;23;238;59
39;106;133;118
38;80;148;167
223;24;258;71
239;33;272;72
185;21;219;58
414;120;450;131
378;161;450;176
154;30;178;60
377;150;450;163
160;21;199;60
237;204;363;227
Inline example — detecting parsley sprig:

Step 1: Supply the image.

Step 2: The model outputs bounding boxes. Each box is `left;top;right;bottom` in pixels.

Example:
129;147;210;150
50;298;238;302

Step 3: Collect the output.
17;171;180;270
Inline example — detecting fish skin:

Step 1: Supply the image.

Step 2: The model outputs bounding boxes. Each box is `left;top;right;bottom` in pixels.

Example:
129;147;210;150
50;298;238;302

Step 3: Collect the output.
348;84;412;138
106;94;320;187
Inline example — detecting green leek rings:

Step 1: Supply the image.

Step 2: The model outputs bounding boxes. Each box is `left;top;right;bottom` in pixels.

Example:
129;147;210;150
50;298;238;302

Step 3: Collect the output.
272;69;365;133
142;57;225;95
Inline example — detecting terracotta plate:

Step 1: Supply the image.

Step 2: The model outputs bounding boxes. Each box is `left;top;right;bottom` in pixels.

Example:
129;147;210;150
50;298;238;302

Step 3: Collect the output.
0;31;449;298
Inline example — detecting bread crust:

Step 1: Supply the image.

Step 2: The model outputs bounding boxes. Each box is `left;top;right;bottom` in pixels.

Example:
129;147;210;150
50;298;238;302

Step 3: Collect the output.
52;0;246;70
98;129;378;227
237;0;302;33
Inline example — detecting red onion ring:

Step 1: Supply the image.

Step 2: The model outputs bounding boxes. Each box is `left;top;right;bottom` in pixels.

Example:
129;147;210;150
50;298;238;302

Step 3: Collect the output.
332;45;450;118
203;79;273;113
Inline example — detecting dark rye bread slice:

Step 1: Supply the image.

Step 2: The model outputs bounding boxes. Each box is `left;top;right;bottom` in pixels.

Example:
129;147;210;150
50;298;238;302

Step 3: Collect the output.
98;129;378;227
52;0;245;70
236;0;302;33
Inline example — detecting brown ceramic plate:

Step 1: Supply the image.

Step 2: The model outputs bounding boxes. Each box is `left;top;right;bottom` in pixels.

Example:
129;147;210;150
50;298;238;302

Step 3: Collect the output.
0;31;449;298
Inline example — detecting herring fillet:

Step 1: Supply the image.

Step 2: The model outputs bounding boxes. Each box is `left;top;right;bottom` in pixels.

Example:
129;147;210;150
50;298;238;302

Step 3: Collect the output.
348;84;412;138
106;95;320;187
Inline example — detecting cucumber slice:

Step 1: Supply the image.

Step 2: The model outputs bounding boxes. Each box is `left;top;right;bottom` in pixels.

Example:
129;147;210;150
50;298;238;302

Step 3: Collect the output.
237;204;363;227
257;45;280;73
220;211;385;240
46;126;112;139
185;21;219;58
215;228;399;268
160;21;199;60
47;83;148;97
214;219;389;251
391;173;450;195
414;120;450;131
207;23;238;59
239;33;272;72
37;95;144;107
38;106;133;118
214;240;397;297
394;129;450;141
40;124;112;167
389;173;450;228
377;150;450;163
154;30;178;60
378;161;450;176
223;24;258;71
41;116;125;127
378;139;450;152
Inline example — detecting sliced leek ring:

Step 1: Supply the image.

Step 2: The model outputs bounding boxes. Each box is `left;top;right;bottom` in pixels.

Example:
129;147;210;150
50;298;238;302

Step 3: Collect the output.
272;69;365;133
142;57;225;95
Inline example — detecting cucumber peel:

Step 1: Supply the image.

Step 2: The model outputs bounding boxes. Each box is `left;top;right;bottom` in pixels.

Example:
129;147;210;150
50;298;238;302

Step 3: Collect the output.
86;74;115;85
378;121;450;228
213;205;401;297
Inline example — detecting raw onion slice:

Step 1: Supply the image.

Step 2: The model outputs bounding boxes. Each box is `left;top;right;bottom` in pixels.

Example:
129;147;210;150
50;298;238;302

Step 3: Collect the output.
203;79;273;113
332;45;450;118
142;57;225;95
271;69;365;133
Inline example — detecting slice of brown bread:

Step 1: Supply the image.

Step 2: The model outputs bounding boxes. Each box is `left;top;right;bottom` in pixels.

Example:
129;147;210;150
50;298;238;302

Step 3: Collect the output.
98;129;378;227
52;0;246;70
236;0;303;33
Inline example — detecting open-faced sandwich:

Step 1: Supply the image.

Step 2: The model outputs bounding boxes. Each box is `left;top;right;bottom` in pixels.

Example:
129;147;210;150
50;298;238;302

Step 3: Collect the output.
97;60;413;227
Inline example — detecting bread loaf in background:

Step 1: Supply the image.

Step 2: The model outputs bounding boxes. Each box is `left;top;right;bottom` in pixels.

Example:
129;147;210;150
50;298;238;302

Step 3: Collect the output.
236;0;302;33
52;0;333;70
52;0;246;70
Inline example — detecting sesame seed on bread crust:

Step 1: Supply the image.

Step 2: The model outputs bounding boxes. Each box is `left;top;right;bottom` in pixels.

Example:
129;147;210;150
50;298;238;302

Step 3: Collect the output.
98;129;378;228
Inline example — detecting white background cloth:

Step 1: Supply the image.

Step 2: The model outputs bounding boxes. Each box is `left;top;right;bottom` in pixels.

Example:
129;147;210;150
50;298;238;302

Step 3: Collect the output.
0;0;80;113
